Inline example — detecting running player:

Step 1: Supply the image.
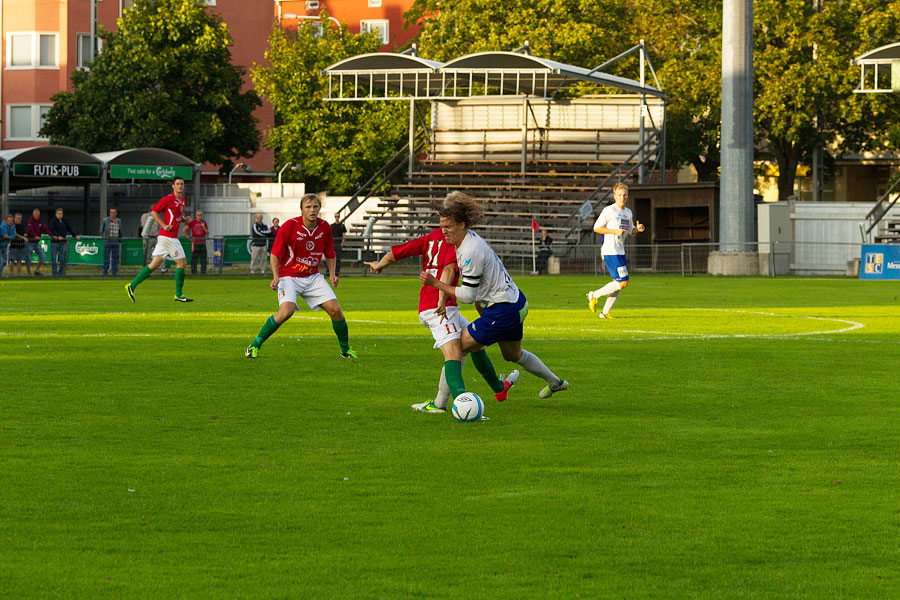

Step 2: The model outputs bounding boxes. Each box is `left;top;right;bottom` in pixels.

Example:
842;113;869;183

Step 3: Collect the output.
126;177;193;302
586;183;645;318
420;192;568;400
245;193;357;360
365;226;514;413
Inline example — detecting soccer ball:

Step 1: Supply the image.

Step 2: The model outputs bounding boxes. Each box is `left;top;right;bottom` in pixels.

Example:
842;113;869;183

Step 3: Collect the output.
452;392;484;422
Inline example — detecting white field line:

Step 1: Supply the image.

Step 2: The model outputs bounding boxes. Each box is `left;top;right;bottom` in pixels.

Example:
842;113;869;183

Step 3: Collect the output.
0;309;868;340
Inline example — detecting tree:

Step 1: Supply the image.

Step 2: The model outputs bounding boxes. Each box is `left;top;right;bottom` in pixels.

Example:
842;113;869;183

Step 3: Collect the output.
252;18;411;195
40;0;260;169
405;0;633;66
633;0;723;182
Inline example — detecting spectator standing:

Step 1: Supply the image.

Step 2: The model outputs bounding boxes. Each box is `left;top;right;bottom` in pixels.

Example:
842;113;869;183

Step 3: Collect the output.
140;211;160;266
536;229;553;275
9;213;29;276
101;207;122;276
183;210;209;275
266;217;280;253
0;214;14;277
250;213;269;274
48;208;79;276
26;209;51;276
330;214;347;277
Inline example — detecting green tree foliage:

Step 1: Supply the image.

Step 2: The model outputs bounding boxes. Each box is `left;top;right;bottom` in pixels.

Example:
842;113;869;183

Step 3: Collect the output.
405;0;632;66
40;0;260;169
252;19;410;195
633;0;722;182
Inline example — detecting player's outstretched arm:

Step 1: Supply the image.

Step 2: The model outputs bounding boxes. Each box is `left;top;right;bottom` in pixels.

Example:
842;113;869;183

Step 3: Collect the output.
435;263;456;320
364;251;396;274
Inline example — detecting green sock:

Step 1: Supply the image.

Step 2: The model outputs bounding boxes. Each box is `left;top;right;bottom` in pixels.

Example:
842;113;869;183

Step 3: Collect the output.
332;318;350;353
471;349;504;393
444;359;466;399
252;315;281;349
131;266;152;289
175;268;185;297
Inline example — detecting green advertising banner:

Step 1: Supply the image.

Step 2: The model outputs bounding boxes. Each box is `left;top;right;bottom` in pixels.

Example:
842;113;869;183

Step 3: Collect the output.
13;163;100;178
121;239;145;266
109;165;194;180
223;236;252;263
67;237;103;265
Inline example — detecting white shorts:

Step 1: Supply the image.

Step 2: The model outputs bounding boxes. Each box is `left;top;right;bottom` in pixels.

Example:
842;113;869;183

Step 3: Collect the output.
277;273;337;311
419;306;470;349
152;236;186;261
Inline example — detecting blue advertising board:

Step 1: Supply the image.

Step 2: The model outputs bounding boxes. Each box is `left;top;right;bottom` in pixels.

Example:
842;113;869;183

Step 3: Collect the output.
860;244;900;280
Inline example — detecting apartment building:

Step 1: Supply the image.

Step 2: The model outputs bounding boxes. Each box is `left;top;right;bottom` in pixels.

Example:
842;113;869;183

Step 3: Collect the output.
1;0;417;178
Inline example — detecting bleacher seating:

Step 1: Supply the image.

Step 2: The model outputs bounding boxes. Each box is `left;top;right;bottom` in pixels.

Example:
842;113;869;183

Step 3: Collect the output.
342;159;627;261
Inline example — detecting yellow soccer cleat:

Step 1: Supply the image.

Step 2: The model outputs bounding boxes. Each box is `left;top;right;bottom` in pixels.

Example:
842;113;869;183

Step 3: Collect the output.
586;292;598;314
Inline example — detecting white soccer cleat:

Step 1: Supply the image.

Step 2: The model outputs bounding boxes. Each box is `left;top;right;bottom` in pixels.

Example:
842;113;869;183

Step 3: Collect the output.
412;401;446;413
539;379;569;399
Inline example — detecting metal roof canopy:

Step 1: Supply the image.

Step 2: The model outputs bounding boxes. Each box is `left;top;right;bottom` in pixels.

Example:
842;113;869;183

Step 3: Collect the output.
852;42;900;93
93;147;202;218
95;147;198;169
0;145;103;217
324;44;665;101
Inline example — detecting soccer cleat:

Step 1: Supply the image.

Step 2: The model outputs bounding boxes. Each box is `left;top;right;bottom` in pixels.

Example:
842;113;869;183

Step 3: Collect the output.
341;349;359;360
125;284;135;302
539;379;569;399
598;312;612;319
245;346;259;359
494;369;520;402
412;401;446;413
174;296;194;302
587;292;598;314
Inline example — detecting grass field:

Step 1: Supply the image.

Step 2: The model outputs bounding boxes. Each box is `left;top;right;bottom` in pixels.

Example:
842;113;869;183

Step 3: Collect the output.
1;273;899;599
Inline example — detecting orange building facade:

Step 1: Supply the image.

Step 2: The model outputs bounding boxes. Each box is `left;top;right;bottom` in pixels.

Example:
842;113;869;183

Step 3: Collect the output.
1;0;418;179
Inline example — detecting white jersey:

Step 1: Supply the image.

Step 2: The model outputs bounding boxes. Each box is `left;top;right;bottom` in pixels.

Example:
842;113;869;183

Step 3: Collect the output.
455;230;520;306
594;203;634;256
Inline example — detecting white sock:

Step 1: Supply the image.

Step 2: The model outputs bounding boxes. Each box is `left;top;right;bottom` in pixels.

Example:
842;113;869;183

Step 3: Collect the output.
516;350;560;386
593;280;622;298
602;290;620;315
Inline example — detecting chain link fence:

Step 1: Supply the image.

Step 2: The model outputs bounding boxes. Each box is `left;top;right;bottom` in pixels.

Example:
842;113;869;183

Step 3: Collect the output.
4;237;866;278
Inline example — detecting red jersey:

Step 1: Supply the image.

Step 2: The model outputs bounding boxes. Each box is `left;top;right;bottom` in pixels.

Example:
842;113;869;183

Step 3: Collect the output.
152;193;186;239
271;216;335;278
187;219;208;242
392;228;459;313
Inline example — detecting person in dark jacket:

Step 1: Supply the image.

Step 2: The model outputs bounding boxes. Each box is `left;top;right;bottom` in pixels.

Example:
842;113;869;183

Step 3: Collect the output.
49;208;79;276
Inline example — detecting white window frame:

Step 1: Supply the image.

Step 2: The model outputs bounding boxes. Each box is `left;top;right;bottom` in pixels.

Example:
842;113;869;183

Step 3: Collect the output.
6;32;60;70
368;0;383;6
76;34;104;70
360;19;389;45
306;1;320;9
6;104;53;141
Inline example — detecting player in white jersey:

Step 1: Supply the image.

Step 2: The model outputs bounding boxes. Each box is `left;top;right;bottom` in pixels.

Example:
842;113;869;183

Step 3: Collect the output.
586;183;645;318
420;192;568;400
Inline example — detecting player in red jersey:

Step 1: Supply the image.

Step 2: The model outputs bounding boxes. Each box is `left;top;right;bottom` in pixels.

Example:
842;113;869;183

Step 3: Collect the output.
246;193;357;359
365;227;473;413
126;177;193;302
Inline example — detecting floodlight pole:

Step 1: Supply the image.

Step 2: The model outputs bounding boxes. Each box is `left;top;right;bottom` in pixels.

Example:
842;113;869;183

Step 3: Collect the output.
720;0;755;252
408;99;416;174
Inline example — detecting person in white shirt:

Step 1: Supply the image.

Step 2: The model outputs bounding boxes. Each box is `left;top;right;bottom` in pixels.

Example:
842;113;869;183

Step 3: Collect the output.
420;192;569;400
587;183;645;318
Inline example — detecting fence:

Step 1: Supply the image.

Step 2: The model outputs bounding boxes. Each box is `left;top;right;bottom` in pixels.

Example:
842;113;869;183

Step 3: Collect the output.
0;238;868;278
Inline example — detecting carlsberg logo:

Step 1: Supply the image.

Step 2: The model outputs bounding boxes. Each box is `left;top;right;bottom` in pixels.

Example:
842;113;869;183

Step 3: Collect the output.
75;242;99;256
155;166;176;179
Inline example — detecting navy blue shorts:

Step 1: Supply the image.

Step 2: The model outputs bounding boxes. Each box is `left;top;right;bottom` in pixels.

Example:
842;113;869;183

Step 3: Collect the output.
603;254;629;282
467;291;529;346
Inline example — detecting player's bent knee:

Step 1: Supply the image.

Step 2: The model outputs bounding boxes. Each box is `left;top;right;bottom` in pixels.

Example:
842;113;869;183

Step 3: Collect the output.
619;279;629;289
